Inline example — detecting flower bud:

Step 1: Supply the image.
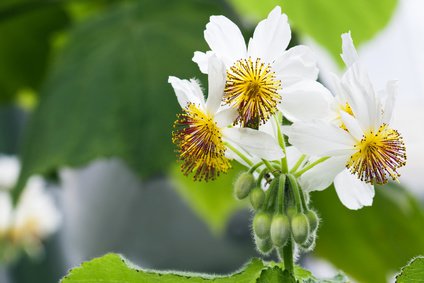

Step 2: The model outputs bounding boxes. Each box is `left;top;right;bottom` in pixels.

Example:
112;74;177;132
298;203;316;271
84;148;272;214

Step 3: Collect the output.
306;210;319;233
300;233;316;251
270;214;290;247
254;235;273;255
291;213;310;245
250;187;265;210
253;212;271;239
286;206;297;219
234;172;255;200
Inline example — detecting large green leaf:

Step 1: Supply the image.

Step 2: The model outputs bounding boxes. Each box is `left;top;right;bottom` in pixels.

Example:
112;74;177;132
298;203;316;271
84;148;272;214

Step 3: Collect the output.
313;183;424;283
396;256;424;283
14;0;227;199
0;1;69;102
228;0;398;64
170;163;247;234
61;253;347;283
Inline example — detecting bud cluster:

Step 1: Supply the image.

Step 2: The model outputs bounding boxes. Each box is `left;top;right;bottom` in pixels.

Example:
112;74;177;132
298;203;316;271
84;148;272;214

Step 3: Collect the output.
234;171;320;257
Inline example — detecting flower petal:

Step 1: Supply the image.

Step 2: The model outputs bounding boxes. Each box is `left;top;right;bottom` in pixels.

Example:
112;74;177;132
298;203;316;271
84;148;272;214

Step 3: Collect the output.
382;80;398;124
0;192;12;232
223;127;284;160
334;169;375;210
0;156;20;190
168;76;205;109
206;55;226;114
339;111;363;141
278;80;333;122
299;156;347;192
286;120;355;156
192;51;214;74
247;6;291;63
204;15;246;66
215;108;238;128
273;45;318;87
340;31;359;67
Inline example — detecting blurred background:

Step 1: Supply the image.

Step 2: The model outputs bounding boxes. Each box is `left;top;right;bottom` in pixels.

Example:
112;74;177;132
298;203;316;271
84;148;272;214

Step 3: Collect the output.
0;0;423;282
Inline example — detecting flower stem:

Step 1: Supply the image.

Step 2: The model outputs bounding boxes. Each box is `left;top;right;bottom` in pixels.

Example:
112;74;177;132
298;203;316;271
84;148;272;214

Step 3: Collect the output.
274;115;288;173
290;154;306;173
294;156;330;177
287;173;302;213
224;142;253;166
279;238;294;275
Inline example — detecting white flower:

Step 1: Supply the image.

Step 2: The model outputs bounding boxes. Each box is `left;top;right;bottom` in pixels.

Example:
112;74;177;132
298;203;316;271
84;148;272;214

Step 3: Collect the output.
0;192;12;236
0;156;20;190
286;32;406;210
169;55;284;181
193;6;333;126
10;176;61;246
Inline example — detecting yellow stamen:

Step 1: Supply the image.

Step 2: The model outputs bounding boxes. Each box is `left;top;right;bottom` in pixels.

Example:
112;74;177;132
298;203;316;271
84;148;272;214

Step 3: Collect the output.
347;124;406;184
339;103;354;131
224;57;281;127
172;103;231;181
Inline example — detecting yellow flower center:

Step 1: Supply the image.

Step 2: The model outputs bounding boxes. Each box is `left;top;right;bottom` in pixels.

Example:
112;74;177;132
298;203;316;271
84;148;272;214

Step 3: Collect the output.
224;57;281;127
172;103;231;181
347;124;406;184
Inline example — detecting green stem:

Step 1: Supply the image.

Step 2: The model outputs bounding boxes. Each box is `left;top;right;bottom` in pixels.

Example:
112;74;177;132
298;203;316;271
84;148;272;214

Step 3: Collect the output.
256;168;268;187
248;161;264;173
262;159;276;173
274;115;289;173
294;157;330;177
276;174;286;214
290;154;306;173
224;142;253;167
287;174;302;213
299;187;309;212
279;238;294;275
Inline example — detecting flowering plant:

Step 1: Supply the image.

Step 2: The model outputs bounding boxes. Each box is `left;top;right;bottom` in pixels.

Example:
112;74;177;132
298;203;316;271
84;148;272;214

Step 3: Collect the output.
169;6;406;278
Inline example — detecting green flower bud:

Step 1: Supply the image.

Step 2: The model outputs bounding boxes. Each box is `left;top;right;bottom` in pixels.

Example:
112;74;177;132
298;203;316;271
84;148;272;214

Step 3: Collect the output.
286;206;297;220
270;214;290;247
306;210;319;233
250;187;265;210
291;213;310;245
253;212;272;239
300;233;316;251
254;235;273;255
234;172;255;200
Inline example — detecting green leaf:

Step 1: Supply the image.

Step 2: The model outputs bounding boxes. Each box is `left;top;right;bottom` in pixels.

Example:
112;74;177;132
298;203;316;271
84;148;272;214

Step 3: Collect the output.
313;183;424;283
0;1;69;102
396;256;424;283
257;267;295;283
15;0;227;199
228;0;398;64
170;163;247;234
62;253;347;283
62;253;266;283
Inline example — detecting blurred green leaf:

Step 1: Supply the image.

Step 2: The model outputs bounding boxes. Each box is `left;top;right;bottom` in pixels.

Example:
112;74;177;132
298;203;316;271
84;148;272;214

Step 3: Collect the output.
313;183;424;283
396;256;424;283
0;1;69;103
171;163;247;234
62;253;347;282
228;0;398;64
15;0;228;199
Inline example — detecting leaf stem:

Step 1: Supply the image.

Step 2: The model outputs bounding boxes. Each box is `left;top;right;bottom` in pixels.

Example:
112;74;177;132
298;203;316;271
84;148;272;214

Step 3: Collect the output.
294;157;330;177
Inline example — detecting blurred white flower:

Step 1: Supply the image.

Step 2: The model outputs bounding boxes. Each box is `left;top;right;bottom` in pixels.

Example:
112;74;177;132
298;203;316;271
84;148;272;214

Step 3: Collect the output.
0;155;20;190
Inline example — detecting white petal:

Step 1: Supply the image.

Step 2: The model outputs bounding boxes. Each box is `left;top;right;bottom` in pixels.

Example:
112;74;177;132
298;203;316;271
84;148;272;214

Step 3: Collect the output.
273;45;318;87
334;169;375;210
299;156;347;192
223;127;284;160
382;80;398;124
287;120;355;156
204;16;246;66
192;51;214;74
340;32;359;67
285;146;303;169
168;76;205;109
278;80;334;122
206;55;226;114
0;156;20;190
339;111;363;141
247;6;291;63
215;108;238;128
